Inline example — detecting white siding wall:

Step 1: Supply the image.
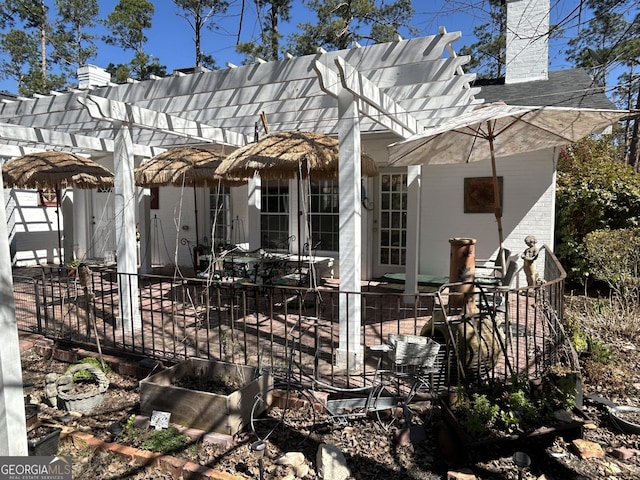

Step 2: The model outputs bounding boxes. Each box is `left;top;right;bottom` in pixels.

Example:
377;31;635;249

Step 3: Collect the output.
6;189;61;266
147;186;198;268
419;148;556;281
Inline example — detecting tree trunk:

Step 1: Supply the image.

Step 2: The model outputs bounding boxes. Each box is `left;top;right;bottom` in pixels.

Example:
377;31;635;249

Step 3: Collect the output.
630;86;640;171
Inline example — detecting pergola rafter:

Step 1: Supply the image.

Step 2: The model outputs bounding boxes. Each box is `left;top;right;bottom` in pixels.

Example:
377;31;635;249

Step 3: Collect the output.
78;95;247;147
0;121;164;157
0;31;477;152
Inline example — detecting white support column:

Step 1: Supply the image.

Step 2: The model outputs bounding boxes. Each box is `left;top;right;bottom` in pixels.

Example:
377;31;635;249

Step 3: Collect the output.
113;120;141;331
61;189;74;264
138;186;151;273
247;176;261;250
73;189;90;260
336;88;363;369
404;165;422;302
0;177;28;456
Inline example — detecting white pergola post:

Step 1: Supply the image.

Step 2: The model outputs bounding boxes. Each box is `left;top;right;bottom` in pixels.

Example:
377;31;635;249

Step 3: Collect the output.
113;120;141;331
0;177;28;456
138;186;151;274
404;165;422;302
247;176;261;250
336;88;363;369
73;189;90;261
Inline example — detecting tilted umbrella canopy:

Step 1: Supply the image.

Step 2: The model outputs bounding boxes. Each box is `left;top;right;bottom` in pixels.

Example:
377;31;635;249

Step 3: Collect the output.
215;131;379;180
2;150;115;265
2;150;114;189
387;104;630;259
387;104;630;167
134;146;245;187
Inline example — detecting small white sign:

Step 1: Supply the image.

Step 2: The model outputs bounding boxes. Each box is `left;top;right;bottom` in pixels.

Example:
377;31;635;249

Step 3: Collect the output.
150;410;171;430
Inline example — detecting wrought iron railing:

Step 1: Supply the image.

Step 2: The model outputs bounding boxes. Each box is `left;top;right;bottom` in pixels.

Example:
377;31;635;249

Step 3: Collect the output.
13;245;570;393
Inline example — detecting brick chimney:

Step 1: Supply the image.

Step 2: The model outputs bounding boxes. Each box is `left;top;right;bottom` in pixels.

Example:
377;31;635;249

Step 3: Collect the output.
505;0;549;84
77;64;111;89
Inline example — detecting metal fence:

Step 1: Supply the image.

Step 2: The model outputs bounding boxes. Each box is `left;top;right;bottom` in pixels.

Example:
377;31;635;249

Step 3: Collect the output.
13;245;573;393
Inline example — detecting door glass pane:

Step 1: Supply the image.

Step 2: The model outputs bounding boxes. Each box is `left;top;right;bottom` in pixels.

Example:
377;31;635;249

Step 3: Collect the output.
210;185;231;248
378;173;407;266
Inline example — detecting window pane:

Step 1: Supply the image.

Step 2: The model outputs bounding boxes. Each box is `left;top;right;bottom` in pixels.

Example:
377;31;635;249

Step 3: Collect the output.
260;180;290;250
309;179;339;251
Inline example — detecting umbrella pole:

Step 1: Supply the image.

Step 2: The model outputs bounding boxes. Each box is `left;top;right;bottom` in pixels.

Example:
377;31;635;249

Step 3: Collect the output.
297;170;302;274
487;125;506;276
55;186;63;266
193;185;200;259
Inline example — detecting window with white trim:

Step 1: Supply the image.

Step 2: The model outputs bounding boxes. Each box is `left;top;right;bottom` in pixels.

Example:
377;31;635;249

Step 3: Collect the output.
260;180;290;250
379;173;407;266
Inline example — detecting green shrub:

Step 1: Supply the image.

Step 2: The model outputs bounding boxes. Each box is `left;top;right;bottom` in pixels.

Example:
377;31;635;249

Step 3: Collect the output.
66;357;111;381
584;228;640;303
565;311;588;353
139;426;188;454
556;137;640;284
586;336;614;365
460;394;500;435
117;415;188;454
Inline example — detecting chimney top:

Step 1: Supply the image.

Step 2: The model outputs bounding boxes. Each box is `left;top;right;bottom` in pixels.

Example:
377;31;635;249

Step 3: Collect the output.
505;0;549;84
77;64;111;89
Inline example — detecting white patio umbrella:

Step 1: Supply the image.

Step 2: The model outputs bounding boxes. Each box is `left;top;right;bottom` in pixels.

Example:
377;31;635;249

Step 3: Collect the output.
388;103;631;260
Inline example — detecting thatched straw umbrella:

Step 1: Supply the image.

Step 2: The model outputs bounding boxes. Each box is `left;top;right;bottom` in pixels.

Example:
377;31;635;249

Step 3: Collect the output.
2;151;114;265
216;131;379;279
215;130;379;180
134;146;245;255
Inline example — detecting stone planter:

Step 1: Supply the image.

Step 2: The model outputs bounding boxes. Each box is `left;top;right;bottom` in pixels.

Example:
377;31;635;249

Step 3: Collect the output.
139;358;272;436
57;363;110;413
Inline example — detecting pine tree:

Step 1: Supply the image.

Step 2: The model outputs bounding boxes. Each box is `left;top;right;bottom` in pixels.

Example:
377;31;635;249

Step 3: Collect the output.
102;0;166;80
173;0;229;69
50;0;99;79
565;0;639;168
236;0;291;62
289;0;414;55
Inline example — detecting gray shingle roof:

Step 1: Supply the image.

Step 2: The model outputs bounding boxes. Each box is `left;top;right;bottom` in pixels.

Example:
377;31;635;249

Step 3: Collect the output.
475;68;615;109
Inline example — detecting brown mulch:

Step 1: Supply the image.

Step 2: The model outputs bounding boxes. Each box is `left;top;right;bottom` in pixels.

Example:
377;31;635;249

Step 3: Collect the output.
20;295;640;479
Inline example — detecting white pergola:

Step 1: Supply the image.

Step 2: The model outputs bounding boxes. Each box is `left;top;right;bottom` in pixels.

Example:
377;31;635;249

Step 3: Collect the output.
1;30;480;452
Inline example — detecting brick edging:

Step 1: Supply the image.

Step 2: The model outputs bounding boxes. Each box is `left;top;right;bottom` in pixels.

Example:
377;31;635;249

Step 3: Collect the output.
67;431;242;480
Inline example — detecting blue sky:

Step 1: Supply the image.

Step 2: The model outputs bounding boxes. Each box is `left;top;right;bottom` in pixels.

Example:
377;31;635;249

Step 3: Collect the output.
0;1;596;93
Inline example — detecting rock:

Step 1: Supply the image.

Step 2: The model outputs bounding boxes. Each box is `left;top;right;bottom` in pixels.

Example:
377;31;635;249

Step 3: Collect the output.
552;410;574;423
571;439;605;459
602;461;622;475
294;463;310;477
447;468;477;480
612;447;639;460
276;451;305;466
317;443;350;480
